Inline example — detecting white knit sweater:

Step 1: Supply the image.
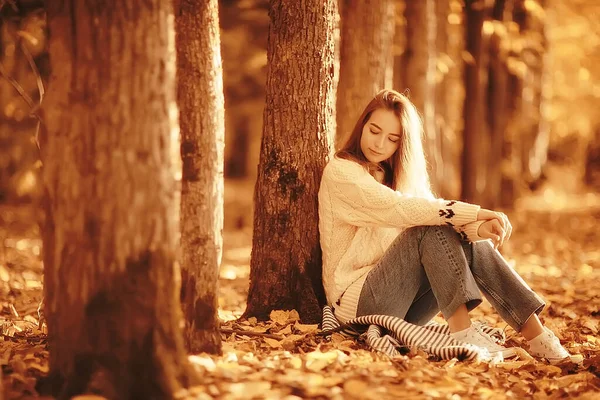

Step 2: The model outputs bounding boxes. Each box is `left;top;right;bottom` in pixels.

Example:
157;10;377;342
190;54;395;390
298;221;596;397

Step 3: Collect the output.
318;157;486;322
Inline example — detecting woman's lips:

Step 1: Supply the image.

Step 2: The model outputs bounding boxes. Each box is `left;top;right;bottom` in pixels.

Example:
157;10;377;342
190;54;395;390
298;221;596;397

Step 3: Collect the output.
369;148;383;156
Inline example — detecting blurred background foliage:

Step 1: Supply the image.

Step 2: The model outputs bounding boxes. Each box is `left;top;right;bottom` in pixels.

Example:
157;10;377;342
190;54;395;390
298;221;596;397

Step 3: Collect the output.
0;0;599;208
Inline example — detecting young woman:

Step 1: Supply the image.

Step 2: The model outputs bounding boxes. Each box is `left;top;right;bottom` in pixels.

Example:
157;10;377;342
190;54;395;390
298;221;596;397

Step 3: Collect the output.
318;89;573;363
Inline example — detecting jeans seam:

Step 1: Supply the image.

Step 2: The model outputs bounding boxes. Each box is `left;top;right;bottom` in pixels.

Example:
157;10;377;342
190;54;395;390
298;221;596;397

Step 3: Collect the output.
474;274;523;327
435;228;468;301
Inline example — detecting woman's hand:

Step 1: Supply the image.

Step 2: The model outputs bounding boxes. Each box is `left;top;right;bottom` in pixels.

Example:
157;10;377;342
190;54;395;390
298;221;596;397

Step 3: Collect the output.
477;219;504;249
477;208;513;245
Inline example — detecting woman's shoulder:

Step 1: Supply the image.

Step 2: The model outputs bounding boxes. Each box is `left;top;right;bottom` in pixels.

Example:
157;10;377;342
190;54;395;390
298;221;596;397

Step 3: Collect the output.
322;156;368;184
325;155;364;175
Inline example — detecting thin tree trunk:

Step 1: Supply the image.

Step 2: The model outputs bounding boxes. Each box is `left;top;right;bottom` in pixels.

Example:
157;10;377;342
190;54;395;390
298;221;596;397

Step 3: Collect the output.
435;0;451;198
41;1;196;398
244;0;335;323
331;0;341;146
501;0;526;206
402;0;441;193
175;0;224;354
486;0;509;207
521;0;549;187
336;0;395;148
393;0;406;93
461;0;489;203
440;0;466;200
585;128;600;189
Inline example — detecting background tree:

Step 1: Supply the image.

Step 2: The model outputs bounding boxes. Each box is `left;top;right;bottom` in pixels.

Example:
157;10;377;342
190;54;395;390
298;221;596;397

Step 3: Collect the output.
243;0;335;323
0;4;47;202
336;0;395;148
499;0;550;206
434;0;464;199
516;0;550;188
461;0;490;203
486;0;510;207
41;1;196;397
175;0;224;355
400;0;442;192
219;0;269;182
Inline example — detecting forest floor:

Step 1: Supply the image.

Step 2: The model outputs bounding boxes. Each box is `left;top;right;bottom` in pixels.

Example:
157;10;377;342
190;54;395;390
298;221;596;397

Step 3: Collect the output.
1;178;600;399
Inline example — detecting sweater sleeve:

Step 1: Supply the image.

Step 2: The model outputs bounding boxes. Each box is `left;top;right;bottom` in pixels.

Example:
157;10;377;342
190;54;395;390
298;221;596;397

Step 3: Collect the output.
324;158;480;228
454;220;487;242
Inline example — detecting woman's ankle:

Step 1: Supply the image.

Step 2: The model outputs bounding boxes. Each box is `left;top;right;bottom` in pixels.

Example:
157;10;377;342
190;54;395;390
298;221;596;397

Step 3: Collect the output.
447;304;472;333
520;314;544;341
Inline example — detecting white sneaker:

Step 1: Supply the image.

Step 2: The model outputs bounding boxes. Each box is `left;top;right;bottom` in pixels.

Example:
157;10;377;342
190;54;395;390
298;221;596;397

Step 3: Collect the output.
451;325;516;358
528;328;572;364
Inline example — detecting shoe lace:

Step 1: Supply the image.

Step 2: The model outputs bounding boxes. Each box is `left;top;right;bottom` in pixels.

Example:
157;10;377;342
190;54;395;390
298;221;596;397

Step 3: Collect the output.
472;322;505;344
473;324;501;345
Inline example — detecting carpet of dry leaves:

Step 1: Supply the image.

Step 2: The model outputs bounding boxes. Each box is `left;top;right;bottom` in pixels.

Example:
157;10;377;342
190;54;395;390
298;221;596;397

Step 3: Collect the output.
1;183;600;399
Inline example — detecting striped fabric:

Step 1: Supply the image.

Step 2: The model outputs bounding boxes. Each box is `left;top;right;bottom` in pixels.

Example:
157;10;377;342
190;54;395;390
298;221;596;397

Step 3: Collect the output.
321;305;507;362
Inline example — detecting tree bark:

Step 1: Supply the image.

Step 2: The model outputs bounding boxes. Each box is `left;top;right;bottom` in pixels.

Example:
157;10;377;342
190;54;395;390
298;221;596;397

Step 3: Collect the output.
402;0;441;193
244;0;335;324
336;0;395;148
175;0;224;355
41;1;197;398
461;0;489;203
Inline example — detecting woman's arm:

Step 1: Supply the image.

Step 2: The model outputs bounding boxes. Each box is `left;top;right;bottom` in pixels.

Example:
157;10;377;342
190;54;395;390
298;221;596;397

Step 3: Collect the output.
323;159;480;228
455;218;511;249
454;220;487;242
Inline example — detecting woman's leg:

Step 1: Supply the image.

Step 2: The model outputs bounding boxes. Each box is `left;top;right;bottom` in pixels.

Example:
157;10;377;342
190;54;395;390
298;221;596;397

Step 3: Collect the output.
462;240;546;333
462;241;575;363
358;225;545;331
356;225;483;329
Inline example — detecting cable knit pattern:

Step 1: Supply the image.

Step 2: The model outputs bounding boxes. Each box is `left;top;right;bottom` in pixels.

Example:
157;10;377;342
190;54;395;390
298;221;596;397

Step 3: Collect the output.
319;157;482;308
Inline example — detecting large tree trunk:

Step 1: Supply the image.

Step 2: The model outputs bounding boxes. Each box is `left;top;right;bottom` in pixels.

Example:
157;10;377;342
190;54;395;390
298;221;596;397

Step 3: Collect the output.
244;0;335;323
41;2;196;398
336;0;394;148
175;0;223;355
402;0;441;193
461;0;489;204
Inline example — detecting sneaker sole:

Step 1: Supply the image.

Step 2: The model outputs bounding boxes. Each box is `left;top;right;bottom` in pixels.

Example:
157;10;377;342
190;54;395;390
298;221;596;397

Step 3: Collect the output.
491;347;518;359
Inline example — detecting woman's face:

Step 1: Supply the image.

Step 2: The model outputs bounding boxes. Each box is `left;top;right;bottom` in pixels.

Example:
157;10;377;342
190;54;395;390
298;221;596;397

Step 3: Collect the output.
360;108;401;164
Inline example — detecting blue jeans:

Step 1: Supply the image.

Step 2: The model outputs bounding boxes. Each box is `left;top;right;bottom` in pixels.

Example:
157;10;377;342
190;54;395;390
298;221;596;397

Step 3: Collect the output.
356;226;545;331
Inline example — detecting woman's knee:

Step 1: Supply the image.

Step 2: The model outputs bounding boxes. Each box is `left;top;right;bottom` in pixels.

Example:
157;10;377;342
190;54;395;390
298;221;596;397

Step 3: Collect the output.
403;225;460;248
401;225;431;240
428;225;460;240
419;225;464;252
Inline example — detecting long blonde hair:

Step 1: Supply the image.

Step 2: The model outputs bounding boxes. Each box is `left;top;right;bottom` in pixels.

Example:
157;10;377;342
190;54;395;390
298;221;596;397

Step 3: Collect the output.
336;89;433;198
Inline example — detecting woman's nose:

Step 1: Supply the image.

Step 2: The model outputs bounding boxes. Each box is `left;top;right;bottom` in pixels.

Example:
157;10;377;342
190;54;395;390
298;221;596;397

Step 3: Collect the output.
374;136;385;148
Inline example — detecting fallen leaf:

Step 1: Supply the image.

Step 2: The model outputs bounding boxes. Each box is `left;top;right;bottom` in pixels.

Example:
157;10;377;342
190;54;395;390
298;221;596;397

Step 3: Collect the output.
294;322;318;334
269;310;289;325
263;337;282;348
